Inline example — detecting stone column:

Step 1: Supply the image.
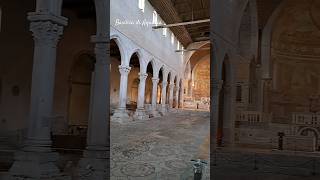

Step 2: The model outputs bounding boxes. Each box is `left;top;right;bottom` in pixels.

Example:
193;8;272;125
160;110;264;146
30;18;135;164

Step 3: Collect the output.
179;85;184;108
220;81;236;148
211;79;223;149
151;77;161;117
175;84;180;109
168;83;175;108
77;36;109;179
111;65;131;123
8;12;68;179
160;81;168;115
134;73;149;120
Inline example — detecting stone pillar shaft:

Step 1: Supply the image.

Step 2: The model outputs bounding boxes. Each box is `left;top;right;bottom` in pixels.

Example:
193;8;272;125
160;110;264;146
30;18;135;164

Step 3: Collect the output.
25;13;67;151
9;12;68;179
118;65;131;109
169;83;175;108
136;73;148;109
86;36;109;149
175;85;180;108
212;79;223;148
161;81;168;105
151;78;159;107
78;36;109;180
179;85;183;108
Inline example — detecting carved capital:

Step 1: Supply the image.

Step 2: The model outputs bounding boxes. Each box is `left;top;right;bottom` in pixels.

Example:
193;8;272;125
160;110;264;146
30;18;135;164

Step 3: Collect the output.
30;21;64;47
138;73;148;81
162;81;168;88
94;41;109;66
212;79;223;91
152;78;159;84
169;83;175;89
118;65;131;76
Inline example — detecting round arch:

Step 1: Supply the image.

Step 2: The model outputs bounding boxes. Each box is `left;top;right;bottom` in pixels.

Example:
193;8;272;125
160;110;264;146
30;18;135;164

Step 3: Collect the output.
110;36;126;65
261;0;286;79
299;127;320;138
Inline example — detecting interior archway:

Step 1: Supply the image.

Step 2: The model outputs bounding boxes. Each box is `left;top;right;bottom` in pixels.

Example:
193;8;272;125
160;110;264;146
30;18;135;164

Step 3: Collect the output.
110;39;122;112
266;0;320;123
127;52;141;113
157;67;164;104
166;72;172;104
68;53;95;131
145;61;154;104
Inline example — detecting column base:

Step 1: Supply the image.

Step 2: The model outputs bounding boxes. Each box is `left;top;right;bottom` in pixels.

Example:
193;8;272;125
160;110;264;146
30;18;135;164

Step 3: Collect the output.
169;107;178;113
78;148;109;180
7;150;70;180
159;105;168;116
133;108;149;120
150;108;161;118
111;108;132;123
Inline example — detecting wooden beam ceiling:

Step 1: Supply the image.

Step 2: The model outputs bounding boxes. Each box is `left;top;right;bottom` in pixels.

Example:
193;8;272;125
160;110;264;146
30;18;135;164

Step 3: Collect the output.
148;0;209;47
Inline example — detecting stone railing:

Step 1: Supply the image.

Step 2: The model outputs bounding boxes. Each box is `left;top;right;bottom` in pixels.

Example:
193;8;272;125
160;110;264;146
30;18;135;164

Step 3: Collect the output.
68;125;88;136
292;112;320;126
237;111;271;123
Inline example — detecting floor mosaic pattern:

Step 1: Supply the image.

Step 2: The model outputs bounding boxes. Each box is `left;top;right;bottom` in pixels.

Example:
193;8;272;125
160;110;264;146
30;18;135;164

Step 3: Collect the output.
110;110;210;180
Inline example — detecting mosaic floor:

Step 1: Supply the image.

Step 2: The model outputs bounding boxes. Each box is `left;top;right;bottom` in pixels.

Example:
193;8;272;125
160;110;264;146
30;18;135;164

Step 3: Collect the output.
110;110;210;180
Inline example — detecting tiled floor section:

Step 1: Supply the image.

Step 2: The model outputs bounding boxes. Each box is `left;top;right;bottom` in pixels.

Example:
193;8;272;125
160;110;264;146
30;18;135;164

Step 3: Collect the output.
110;110;210;180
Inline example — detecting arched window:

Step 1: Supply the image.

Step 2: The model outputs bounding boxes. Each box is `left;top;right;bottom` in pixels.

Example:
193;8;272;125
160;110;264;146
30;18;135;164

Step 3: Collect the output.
171;33;174;44
162;24;167;37
138;0;145;12
152;11;158;24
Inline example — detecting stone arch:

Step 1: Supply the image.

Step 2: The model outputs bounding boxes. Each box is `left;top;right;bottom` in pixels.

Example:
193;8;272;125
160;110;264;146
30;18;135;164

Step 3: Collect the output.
184;41;211;68
128;48;144;70
237;0;259;60
157;65;165;104
110;35;126;65
166;71;172;104
261;0;286;79
173;75;178;107
192;54;210;101
144;59;155;104
145;58;157;76
56;0;108;35
299;127;320;138
67;51;95;134
217;53;235;147
127;51;142;106
298;127;320;151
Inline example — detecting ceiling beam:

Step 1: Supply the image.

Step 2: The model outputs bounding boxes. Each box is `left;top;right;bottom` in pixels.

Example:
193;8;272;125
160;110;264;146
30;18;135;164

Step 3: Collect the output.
175;47;210;52
153;19;210;29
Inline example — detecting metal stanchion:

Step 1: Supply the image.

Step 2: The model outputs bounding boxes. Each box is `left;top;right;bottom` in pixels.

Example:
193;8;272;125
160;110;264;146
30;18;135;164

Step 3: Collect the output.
253;153;258;170
213;150;217;166
312;158;317;176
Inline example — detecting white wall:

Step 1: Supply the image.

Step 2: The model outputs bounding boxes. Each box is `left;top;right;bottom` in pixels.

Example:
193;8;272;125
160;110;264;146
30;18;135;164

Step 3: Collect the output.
110;0;184;77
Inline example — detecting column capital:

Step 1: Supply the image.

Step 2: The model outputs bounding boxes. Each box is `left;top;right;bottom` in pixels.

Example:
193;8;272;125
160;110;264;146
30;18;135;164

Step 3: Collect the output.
118;65;131;75
27;12;68;26
29;20;64;47
212;79;223;91
93;37;109;66
152;77;159;83
28;12;67;48
91;35;109;43
138;73;148;81
162;81;168;87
